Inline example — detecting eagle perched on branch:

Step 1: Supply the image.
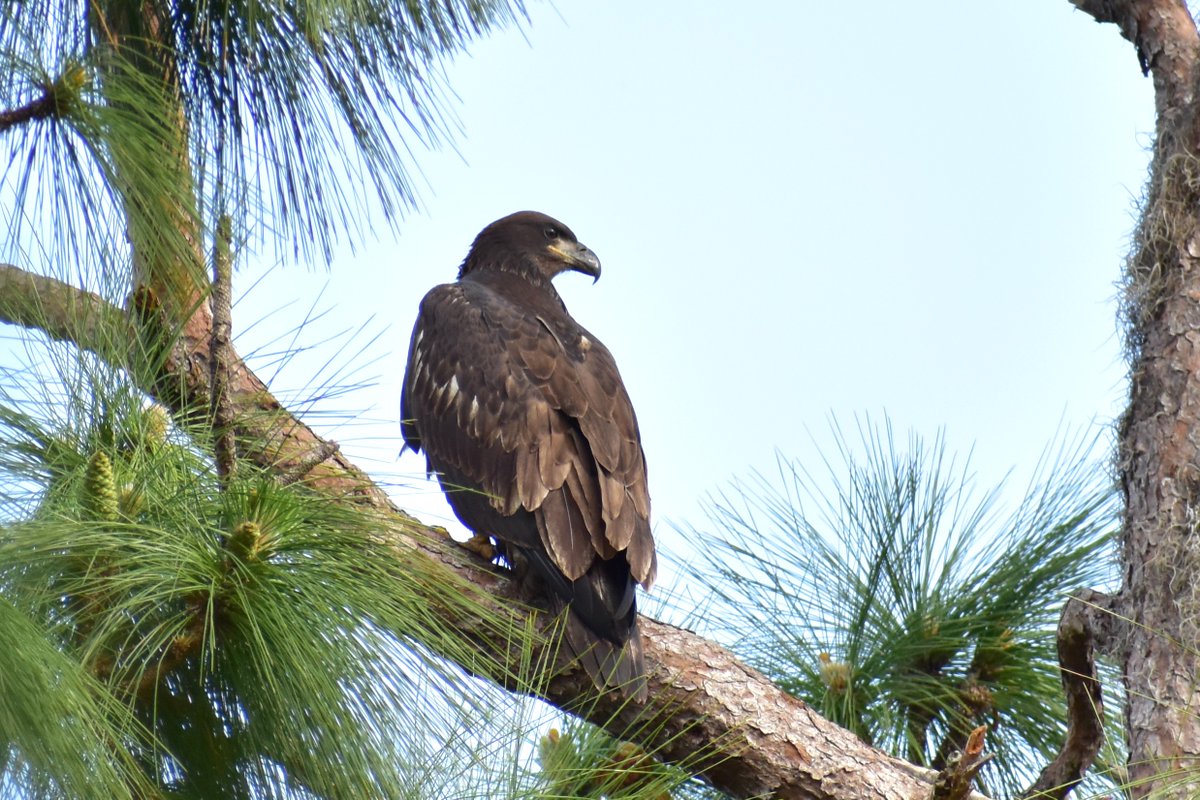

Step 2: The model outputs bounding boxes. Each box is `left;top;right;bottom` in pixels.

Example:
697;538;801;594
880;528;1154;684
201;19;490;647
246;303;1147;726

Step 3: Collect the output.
401;211;657;698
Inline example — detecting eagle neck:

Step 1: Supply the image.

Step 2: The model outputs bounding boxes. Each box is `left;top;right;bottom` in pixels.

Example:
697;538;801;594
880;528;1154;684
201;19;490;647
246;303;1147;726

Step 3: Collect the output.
460;251;552;282
461;268;569;315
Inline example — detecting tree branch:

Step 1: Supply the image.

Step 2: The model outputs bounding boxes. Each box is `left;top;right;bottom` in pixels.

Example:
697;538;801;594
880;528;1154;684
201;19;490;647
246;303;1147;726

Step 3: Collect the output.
210;214;236;483
1069;0;1198;117
0;263;134;353
1020;591;1113;799
0;89;59;133
933;727;993;800
0;261;995;799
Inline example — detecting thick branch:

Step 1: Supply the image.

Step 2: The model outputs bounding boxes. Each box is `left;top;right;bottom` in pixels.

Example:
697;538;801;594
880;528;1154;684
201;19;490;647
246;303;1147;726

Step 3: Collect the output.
413;532;988;799
1070;0;1198;118
0;263;133;352
1021;591;1112;799
0;262;992;799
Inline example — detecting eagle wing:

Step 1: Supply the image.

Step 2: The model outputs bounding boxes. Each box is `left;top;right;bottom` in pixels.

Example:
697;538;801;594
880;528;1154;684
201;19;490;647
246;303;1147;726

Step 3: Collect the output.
401;280;656;588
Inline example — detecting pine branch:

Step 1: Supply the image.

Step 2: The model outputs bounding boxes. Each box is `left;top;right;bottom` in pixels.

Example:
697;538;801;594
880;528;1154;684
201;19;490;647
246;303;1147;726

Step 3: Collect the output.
0;263;133;353
933;638;1014;772
1069;0;1198;114
279;440;342;486
0;90;59;132
211;214;236;483
0;260;995;799
1020;591;1111;799
94;597;207;701
933;727;993;800
0;63;89;133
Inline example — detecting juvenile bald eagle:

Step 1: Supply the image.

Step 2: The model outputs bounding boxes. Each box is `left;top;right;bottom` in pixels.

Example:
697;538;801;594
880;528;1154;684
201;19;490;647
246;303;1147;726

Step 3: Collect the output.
401;211;656;698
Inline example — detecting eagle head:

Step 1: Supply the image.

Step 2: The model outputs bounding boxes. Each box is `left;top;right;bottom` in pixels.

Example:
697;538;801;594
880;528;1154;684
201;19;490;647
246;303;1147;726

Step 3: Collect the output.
459;211;602;284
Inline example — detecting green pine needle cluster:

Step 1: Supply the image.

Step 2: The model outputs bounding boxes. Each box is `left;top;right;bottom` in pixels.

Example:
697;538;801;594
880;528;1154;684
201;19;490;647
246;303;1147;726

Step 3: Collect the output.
535;724;673;799
675;416;1125;798
0;595;156;799
0;353;551;797
0;0;529;283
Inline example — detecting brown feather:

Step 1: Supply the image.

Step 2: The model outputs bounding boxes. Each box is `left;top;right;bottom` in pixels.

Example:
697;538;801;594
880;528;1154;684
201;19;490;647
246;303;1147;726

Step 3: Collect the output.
538;419;573;490
626;523;657;588
605;488;638;552
565;462;609;557
598;470;626;527
537;489;595;581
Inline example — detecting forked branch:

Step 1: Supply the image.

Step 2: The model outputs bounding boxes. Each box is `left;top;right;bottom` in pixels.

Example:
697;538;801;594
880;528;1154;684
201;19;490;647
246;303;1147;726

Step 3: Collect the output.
933;726;993;800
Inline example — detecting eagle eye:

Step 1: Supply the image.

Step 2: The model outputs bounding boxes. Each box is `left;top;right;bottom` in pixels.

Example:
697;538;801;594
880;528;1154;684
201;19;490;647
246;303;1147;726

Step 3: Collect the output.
542;225;558;240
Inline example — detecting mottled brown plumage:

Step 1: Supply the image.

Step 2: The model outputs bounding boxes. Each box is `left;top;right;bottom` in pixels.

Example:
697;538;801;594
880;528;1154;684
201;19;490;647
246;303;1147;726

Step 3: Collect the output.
401;211;656;697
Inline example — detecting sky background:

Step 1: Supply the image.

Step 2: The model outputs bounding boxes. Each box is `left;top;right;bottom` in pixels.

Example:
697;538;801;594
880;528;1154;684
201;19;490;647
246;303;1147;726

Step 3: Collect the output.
229;0;1155;592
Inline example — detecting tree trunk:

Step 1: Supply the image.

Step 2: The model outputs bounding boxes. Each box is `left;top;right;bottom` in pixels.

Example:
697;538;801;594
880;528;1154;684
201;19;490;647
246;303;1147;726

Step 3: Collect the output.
1071;1;1200;795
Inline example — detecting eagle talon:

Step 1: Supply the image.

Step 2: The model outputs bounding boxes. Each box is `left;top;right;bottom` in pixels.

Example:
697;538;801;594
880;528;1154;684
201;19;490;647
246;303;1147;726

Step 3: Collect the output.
460;532;496;562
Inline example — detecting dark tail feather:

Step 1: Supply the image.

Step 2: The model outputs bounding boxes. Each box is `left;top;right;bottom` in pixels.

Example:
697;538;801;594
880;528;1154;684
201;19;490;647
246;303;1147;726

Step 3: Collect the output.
562;611;648;702
435;467;649;697
516;546;647;700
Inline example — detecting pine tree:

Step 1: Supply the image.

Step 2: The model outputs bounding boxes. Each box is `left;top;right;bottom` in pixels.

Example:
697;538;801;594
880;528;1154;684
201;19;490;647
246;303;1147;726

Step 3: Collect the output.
4;0;1179;797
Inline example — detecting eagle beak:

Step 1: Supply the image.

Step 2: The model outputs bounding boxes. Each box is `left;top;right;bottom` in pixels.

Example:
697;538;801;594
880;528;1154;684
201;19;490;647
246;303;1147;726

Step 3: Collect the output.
550;240;602;283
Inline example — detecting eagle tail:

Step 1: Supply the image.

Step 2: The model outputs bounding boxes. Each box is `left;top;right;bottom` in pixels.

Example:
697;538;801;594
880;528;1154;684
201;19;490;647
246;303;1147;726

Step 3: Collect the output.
562;611;647;702
516;545;648;700
436;476;648;699
561;614;648;700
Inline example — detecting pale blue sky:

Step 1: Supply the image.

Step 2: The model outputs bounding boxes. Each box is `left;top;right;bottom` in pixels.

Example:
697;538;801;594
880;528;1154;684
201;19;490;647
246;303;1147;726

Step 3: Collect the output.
229;1;1152;586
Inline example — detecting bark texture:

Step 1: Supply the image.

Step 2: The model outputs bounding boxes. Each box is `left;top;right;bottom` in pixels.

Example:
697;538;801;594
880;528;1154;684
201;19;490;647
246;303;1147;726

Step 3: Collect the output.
1072;1;1200;795
0;260;988;800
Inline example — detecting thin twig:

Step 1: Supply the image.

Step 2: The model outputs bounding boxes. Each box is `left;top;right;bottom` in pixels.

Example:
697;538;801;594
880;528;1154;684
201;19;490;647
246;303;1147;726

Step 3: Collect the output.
211;214;236;484
279;440;341;486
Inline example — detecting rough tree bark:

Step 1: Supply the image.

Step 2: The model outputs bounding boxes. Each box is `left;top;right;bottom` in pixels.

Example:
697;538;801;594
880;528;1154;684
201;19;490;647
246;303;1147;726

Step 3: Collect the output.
1071;1;1200;796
